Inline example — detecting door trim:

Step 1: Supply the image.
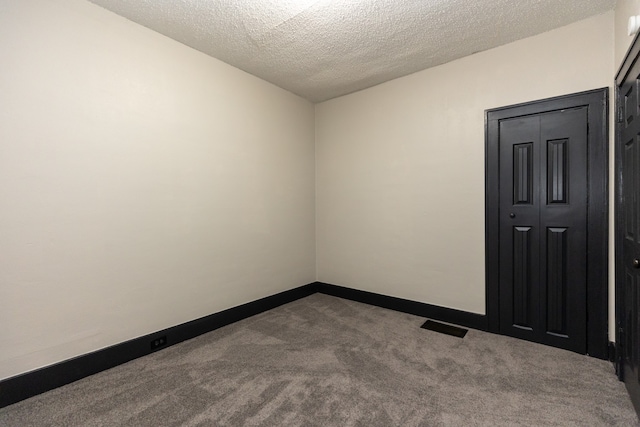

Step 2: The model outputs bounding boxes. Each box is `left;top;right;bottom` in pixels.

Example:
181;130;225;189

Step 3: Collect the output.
485;88;609;359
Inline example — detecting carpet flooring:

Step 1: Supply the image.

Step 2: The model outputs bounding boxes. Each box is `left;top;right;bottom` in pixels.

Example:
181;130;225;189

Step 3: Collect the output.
1;293;638;426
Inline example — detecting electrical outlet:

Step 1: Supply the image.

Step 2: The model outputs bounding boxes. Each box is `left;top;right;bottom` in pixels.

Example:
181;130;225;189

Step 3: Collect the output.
151;335;167;350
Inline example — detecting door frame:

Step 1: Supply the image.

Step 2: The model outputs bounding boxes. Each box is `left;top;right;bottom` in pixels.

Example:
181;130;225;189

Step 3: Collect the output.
485;89;609;359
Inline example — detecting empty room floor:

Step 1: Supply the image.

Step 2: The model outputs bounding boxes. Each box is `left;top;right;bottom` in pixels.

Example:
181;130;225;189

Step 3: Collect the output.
0;293;637;426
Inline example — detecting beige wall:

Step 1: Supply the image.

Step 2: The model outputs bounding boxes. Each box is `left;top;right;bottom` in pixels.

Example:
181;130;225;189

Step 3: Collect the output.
0;0;315;380
0;1;627;382
615;0;640;67
316;13;614;331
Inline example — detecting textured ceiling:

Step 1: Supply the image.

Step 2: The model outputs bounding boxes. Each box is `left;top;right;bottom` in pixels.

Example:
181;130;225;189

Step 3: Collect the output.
87;0;616;102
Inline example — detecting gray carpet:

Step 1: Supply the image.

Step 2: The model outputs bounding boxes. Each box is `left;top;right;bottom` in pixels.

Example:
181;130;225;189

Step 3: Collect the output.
1;293;638;426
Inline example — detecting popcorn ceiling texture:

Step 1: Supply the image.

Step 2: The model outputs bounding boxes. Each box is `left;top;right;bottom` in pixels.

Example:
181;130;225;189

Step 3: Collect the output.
87;0;616;102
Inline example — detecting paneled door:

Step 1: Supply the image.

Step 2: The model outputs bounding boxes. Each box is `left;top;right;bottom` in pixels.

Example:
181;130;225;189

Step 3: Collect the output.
616;31;640;415
498;109;588;353
485;89;608;359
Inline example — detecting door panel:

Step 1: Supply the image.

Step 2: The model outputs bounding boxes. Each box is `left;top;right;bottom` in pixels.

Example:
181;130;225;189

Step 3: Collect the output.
498;108;588;353
539;109;587;351
499;117;540;342
547;139;568;204
513;226;534;329
546;227;567;336
514;142;534;204
619;62;640;413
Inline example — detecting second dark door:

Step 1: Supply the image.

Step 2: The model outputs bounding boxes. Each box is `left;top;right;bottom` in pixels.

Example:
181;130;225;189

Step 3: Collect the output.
498;108;588;353
617;36;640;414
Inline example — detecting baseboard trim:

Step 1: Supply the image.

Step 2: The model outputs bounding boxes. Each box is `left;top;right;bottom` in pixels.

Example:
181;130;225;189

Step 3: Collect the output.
0;282;318;409
316;282;488;331
1;281;487;408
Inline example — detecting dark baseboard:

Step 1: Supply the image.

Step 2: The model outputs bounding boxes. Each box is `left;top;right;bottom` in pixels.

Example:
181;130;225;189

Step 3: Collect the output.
0;282;318;409
316;282;487;331
1;280;487;409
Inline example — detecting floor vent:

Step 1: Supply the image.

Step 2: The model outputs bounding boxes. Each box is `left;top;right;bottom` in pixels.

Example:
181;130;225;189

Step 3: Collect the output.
421;320;468;338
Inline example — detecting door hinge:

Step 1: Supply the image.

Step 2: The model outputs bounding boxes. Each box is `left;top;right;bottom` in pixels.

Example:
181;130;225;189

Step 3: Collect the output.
618;106;624;123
